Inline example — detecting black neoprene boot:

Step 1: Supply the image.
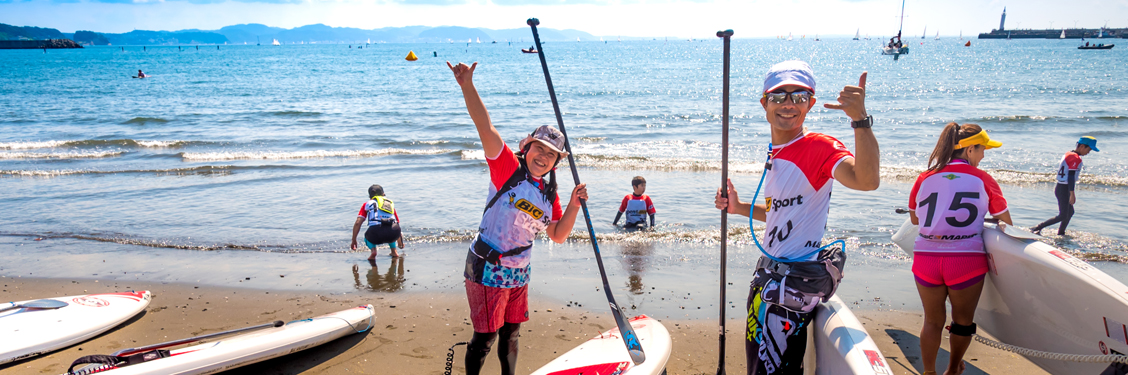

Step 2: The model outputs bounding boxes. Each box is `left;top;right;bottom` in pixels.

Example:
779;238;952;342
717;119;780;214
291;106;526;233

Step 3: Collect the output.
465;331;498;375
497;323;521;375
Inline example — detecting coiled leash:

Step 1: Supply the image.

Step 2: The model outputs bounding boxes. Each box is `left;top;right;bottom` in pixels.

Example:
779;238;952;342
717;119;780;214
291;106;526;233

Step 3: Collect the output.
444;341;469;375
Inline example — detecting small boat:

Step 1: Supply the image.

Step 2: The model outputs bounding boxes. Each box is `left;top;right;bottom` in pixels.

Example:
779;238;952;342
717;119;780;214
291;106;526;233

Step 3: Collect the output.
852;28;860;40
787;32;793;41
921;26;927;39
476;37;480;43
271;39;280;46
934;30;940;40
521;48;537;54
882;46;909;55
1060;29;1067;39
1078;44;1115;49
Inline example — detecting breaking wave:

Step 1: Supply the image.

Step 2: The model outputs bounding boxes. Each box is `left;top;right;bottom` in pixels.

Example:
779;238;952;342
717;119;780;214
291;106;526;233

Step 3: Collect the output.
0;151;124;159
122;117;170;125
180;148;455;161
0;139;191;150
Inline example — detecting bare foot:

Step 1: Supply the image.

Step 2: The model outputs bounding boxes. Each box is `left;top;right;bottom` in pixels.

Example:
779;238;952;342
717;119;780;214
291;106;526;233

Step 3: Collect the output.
942;361;965;375
391;251;402;258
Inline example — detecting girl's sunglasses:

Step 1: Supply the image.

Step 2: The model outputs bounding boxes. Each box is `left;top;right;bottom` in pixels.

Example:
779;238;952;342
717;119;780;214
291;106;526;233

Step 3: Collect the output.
763;90;812;104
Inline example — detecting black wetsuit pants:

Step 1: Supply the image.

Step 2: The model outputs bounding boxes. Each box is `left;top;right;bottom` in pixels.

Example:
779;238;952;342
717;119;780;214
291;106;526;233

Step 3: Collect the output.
1033;184;1074;235
464;322;520;375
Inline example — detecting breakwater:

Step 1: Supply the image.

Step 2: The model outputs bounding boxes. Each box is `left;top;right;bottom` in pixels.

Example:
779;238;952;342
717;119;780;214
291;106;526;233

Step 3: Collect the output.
979;28;1126;39
0;39;83;49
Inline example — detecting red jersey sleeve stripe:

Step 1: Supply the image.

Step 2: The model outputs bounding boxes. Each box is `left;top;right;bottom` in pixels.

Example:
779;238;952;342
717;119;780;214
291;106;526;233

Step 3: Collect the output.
486;144;520;189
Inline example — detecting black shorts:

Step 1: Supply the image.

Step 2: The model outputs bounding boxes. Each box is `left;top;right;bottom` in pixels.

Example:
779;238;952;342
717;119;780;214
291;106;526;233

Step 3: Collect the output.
365;222;401;245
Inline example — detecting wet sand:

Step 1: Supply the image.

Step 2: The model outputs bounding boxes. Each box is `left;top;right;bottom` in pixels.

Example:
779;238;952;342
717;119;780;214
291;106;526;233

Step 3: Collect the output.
2;276;1047;375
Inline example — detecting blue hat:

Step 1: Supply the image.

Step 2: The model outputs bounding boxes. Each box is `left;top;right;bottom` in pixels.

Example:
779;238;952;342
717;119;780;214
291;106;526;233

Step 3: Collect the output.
1078;136;1100;152
763;60;816;94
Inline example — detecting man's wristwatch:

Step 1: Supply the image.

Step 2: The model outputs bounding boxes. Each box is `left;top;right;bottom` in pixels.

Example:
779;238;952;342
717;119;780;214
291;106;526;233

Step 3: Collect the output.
851;115;873;129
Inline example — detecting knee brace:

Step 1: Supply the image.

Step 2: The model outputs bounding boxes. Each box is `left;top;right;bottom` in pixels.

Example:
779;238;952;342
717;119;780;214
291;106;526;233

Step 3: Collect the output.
947;322;977;337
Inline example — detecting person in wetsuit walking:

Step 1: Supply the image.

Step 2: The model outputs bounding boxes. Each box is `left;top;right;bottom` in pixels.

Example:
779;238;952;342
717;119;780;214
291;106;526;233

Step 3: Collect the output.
1031;136;1100;236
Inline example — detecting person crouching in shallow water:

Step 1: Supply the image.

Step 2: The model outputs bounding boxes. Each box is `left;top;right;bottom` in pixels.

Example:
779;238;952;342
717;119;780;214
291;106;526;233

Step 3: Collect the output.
448;61;588;375
908;123;1012;375
350;184;404;259
715;60;879;375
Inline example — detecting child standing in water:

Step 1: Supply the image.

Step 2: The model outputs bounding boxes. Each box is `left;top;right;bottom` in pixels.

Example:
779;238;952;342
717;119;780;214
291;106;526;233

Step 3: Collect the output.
613;176;656;228
350;184;404;259
448;61;588;375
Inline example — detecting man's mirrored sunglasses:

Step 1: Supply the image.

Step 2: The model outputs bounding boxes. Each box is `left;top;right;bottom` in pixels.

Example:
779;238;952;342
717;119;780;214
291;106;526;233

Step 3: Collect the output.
763;90;812;104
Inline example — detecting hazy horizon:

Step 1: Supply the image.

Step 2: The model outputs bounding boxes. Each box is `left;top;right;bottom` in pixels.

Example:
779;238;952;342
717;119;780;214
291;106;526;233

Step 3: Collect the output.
2;0;1127;39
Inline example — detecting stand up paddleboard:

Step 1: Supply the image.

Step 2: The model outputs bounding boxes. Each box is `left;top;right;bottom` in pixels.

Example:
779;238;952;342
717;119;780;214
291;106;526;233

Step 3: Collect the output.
893;220;1128;374
807;295;896;374
531;315;671;375
64;305;375;375
1;291;152;365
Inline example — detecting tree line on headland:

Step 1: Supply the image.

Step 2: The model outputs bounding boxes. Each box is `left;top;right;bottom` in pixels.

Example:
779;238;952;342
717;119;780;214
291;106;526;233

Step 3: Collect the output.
0;22;599;46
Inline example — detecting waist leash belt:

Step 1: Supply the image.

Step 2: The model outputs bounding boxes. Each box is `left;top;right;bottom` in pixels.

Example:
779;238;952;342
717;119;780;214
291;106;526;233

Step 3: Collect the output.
472;237;532;264
754;247;847;313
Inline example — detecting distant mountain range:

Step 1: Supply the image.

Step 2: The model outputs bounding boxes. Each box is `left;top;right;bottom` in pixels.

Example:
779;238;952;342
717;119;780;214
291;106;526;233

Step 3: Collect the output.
0;22;605;45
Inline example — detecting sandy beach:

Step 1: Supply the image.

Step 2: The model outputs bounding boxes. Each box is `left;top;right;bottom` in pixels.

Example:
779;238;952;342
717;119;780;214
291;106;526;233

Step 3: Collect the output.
2;276;1048;375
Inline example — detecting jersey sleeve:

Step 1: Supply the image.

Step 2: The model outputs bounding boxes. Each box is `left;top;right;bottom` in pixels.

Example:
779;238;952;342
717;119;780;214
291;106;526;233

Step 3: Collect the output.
982;173;1009;216
357;202;368;218
618;195;629;213
821;136;854;181
551;194;563;222
908;173;926;211
645;196;656;214
1064;153;1082;170
394;209;401;224
486;144;519;188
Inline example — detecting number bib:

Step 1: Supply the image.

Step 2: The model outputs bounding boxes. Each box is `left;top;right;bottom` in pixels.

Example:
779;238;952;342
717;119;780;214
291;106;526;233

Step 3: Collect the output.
909;160;1008;254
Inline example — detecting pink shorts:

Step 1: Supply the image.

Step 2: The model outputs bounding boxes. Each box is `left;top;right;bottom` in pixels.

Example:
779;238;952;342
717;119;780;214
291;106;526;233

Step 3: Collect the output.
465;280;529;333
912;253;988;290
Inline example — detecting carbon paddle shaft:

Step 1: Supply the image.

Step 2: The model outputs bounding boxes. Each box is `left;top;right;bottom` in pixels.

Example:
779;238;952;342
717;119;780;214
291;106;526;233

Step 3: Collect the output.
716;29;733;375
527;17;646;366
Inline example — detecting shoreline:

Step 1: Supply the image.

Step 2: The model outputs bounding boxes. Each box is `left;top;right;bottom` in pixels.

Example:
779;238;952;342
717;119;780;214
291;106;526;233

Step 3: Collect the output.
2;276;1048;375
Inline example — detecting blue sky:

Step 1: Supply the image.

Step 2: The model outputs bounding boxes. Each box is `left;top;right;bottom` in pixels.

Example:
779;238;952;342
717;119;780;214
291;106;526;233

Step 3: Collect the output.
2;0;1126;37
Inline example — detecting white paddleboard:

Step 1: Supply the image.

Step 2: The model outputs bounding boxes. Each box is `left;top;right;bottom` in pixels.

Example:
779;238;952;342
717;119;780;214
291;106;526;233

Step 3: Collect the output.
78;305;374;375
892;219;1128;373
0;291;151;364
531;315;671;375
807;295;895;374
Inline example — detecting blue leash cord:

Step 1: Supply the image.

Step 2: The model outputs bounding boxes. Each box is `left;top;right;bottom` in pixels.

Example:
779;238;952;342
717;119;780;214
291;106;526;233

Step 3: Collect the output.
747;143;847;263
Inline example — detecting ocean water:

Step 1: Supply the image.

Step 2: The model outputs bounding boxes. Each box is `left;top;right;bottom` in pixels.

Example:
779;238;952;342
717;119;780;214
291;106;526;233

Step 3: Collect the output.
1;39;1126;310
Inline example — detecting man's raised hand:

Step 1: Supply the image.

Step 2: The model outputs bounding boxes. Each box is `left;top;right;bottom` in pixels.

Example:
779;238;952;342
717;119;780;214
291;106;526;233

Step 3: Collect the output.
823;71;868;122
446;61;477;86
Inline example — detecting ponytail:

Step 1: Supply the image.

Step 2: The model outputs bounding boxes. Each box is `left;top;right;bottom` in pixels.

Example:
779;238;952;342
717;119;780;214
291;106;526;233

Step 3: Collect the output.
926;122;984;172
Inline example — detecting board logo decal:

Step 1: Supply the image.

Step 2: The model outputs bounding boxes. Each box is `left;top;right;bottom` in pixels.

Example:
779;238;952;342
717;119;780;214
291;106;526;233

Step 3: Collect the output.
864;350;891;374
514;198;544;219
72;296;110;307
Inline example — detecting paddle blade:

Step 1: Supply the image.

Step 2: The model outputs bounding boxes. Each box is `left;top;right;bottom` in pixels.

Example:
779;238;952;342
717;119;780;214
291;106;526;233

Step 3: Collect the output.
0;299;68;313
608;302;646;365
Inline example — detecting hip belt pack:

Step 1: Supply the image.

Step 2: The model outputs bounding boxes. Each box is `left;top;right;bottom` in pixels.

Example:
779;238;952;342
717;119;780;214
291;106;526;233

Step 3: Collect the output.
753;247;847;313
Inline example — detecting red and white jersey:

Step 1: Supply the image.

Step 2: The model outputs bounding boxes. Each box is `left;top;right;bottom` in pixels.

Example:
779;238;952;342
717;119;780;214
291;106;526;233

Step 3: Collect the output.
761;131;853;261
1055;151;1083;185
618;194;655;225
909;160;1008;254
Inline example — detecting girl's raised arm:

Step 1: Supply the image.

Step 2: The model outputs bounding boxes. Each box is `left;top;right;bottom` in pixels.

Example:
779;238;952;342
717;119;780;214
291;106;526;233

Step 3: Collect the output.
448;61;504;158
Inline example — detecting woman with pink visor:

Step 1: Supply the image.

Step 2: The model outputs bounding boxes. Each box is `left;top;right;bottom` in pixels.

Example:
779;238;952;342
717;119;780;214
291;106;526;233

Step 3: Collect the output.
907;123;1013;375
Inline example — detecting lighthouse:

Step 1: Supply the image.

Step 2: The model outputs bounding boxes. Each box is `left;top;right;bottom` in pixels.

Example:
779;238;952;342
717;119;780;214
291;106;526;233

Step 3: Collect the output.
999;7;1007;31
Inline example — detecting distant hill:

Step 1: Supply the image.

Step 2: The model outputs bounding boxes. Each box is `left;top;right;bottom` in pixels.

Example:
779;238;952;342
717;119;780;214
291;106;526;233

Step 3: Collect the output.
0;23;65;41
0;22;601;45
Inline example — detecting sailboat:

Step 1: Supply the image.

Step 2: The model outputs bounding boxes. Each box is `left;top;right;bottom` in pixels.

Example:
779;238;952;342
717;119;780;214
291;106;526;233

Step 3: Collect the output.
935;30;940;40
476;37;481;43
959;30;963;40
1060;29;1067;39
853;29;860;40
272;38;280;46
865;33;870;40
787;32;793;41
815;34;820;41
882;0;909;56
921;26;927;39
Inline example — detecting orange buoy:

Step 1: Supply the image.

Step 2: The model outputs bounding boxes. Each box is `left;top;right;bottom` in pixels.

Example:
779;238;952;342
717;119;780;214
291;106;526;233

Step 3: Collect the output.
964;41;971;47
405;51;418;61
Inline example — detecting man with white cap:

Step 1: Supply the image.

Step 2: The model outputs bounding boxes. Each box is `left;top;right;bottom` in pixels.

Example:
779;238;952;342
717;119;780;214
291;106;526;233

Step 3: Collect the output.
715;60;880;374
447;61;589;375
1031;136;1100;236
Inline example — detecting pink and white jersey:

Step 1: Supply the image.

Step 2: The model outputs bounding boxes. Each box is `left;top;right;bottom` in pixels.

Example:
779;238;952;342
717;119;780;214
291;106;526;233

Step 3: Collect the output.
909;160;1008;255
761;131;853;261
1055;151;1083;185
